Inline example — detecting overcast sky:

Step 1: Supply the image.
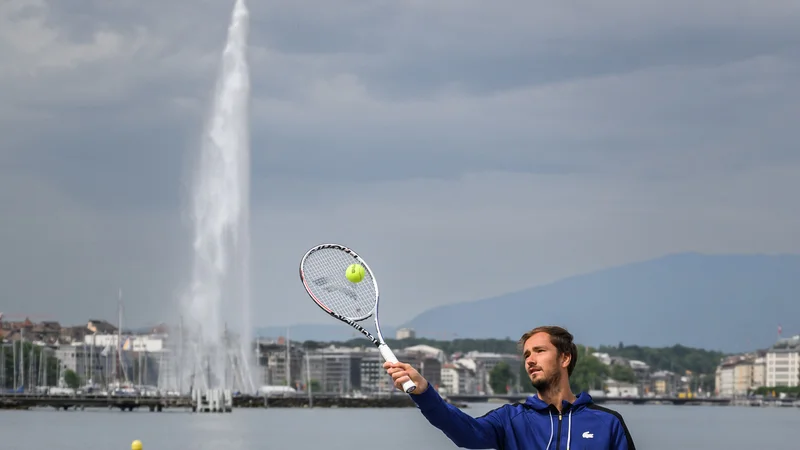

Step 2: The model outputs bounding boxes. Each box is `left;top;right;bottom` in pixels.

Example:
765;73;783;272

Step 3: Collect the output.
1;0;798;330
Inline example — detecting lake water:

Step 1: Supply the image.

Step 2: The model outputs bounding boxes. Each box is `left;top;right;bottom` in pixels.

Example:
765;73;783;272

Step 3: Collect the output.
1;402;797;449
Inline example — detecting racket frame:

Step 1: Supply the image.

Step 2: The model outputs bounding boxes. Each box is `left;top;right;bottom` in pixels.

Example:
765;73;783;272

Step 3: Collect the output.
299;243;417;393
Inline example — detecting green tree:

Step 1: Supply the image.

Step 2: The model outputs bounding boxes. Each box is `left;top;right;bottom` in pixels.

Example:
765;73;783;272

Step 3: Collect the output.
596;344;724;375
306;337;725;392
753;385;800;396
1;341;61;389
569;349;608;392
695;373;715;393
63;369;81;389
609;364;637;383
489;362;514;394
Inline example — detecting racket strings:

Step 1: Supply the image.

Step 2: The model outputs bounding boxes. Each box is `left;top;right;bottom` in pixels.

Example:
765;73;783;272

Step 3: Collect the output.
302;248;377;321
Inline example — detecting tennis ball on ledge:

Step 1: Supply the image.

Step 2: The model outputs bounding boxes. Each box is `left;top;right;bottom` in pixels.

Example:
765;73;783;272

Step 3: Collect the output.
346;264;365;283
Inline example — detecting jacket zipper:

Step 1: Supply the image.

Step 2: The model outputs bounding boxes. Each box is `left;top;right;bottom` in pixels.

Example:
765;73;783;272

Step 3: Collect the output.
555;412;563;450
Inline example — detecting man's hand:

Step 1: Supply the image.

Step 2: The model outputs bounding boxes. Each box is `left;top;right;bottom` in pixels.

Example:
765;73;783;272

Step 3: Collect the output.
384;361;429;394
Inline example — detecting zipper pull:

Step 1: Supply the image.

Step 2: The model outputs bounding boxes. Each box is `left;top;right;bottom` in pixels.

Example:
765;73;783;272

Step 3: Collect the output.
559;413;562;421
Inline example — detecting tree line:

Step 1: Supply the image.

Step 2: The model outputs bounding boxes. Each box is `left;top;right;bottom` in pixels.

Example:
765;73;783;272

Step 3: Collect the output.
306;337;726;374
303;337;726;393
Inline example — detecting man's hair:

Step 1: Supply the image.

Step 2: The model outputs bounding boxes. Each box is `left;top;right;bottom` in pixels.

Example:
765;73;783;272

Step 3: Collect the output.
518;325;579;377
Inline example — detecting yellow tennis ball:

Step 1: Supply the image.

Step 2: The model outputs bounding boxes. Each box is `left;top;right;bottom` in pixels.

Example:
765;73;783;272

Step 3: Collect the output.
345;264;365;283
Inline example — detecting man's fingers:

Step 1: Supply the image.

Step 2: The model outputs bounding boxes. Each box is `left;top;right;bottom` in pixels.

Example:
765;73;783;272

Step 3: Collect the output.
384;361;418;391
386;367;404;376
383;361;411;370
390;370;408;380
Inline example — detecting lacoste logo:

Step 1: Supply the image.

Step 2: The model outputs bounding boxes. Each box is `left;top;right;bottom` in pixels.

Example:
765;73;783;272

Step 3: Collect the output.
582;431;594;439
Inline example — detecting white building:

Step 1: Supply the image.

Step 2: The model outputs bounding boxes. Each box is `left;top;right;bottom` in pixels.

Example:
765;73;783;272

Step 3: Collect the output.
715;352;767;397
766;335;800;387
592;352;612;365
55;344;111;385
395;328;416;340
84;334;165;353
716;362;736;397
403;344;446;362
453;352;520;395
752;356;766;387
605;379;639;397
440;362;478;395
306;345;367;394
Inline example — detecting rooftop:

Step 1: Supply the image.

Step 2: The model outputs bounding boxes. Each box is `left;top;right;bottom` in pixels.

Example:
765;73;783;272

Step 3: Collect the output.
768;335;800;353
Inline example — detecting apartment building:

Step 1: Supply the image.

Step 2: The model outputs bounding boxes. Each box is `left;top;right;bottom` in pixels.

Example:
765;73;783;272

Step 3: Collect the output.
360;351;393;394
454;351;521;394
649;370;678;395
592;353;655;395
305;346;369;393
395;328;416;340
766;335;800;387
55;344;111;385
715;351;768;397
257;341;305;387
440;362;478;395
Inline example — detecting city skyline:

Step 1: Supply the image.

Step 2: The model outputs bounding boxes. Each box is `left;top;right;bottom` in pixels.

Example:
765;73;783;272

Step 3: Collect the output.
3;313;797;359
5;319;798;399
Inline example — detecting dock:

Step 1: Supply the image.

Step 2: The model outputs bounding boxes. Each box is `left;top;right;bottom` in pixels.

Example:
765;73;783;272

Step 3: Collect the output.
0;393;191;411
0;389;233;412
0;392;426;411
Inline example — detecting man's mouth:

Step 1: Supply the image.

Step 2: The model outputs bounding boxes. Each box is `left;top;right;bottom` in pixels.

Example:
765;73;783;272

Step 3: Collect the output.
528;368;542;375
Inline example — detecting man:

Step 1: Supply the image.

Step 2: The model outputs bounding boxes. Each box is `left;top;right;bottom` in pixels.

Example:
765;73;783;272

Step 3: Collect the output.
384;325;636;449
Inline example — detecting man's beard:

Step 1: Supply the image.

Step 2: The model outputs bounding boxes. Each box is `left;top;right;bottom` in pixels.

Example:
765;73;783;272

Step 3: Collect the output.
531;369;562;394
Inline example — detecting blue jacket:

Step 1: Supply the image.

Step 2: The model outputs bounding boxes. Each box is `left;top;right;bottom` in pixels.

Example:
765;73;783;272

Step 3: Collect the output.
410;387;636;449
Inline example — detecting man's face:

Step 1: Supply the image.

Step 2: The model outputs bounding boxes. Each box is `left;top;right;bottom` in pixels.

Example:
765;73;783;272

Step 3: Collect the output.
522;332;567;391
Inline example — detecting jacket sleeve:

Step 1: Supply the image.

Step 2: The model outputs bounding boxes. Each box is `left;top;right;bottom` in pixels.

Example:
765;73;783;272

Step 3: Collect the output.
610;414;636;450
410;386;506;449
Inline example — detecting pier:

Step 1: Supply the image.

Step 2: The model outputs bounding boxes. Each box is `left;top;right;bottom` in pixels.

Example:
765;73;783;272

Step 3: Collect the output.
0;393;192;411
0;389;232;412
0;392;424;411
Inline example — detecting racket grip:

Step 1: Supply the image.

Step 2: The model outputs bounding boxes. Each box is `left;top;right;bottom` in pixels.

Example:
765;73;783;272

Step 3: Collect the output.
401;379;417;394
378;343;417;393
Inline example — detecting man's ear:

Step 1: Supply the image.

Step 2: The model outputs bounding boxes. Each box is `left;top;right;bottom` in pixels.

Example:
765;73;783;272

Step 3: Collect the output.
561;352;571;370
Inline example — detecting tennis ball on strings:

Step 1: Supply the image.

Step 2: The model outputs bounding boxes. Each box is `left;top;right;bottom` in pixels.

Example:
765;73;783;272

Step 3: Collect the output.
345;264;366;283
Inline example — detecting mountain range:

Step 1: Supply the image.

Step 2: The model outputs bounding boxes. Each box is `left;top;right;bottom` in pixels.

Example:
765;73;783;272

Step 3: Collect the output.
256;252;800;353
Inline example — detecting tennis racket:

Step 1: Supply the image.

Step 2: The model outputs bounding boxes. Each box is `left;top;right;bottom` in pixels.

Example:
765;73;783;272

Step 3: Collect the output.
299;243;417;393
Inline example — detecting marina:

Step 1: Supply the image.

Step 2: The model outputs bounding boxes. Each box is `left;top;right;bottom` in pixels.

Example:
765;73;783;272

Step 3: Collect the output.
0;391;426;411
0;389;234;412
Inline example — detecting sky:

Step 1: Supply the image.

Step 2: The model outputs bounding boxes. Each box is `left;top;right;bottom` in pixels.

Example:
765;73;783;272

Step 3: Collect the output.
1;0;799;331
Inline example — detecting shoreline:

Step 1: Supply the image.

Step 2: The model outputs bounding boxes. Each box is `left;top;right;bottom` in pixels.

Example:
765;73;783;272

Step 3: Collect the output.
0;393;469;411
2;393;798;411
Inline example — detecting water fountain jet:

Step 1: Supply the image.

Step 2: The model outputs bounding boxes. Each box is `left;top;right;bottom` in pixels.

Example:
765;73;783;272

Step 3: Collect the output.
176;0;255;394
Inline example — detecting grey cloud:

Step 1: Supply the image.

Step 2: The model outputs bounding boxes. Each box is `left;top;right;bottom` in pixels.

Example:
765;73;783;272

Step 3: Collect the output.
249;54;800;186
1;0;799;329
243;165;800;325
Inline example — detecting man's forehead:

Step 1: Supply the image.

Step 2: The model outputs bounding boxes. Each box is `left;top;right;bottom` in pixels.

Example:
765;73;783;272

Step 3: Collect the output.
523;332;552;349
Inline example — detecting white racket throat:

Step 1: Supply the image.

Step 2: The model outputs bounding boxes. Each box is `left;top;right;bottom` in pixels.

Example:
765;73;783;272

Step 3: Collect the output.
299;243;417;394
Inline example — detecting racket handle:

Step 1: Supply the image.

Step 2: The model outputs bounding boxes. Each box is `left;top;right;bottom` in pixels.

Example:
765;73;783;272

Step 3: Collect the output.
401;379;417;394
378;343;417;393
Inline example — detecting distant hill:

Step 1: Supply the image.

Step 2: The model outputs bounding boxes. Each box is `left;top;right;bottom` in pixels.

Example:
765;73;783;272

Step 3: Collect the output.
401;253;800;353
